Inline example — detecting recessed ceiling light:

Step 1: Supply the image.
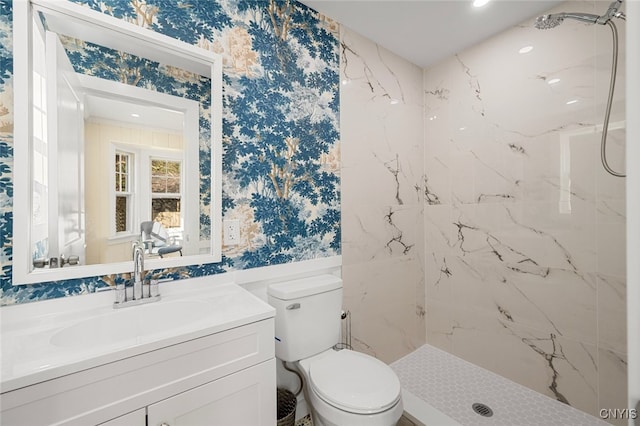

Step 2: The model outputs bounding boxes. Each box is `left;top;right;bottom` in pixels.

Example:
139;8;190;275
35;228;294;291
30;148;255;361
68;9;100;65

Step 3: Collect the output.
473;0;490;7
547;78;561;85
566;99;578;105
131;113;140;118
390;99;400;105
519;46;534;54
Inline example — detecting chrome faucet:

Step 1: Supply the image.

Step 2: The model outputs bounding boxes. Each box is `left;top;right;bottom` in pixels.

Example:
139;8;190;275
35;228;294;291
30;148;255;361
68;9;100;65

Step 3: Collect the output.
113;241;161;308
132;241;144;300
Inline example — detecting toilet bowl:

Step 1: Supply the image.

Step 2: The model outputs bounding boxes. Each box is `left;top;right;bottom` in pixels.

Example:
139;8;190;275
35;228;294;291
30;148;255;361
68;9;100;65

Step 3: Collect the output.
267;275;403;426
297;349;403;426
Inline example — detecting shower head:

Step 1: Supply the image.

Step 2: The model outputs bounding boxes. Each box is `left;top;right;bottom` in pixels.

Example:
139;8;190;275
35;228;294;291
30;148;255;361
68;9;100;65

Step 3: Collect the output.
535;12;601;29
534;1;624;30
535;14;564;29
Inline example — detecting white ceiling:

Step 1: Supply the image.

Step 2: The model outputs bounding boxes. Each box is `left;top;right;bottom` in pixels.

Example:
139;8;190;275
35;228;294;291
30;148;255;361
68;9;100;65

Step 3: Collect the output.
84;95;184;132
300;0;565;68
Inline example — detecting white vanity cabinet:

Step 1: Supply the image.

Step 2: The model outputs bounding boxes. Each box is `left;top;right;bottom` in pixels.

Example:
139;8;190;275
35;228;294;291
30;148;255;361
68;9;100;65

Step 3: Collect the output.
146;360;274;426
96;358;275;426
99;409;146;426
0;284;277;426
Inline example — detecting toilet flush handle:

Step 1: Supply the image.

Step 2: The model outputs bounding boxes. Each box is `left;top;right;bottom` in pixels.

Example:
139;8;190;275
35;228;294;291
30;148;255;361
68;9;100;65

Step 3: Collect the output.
286;303;301;310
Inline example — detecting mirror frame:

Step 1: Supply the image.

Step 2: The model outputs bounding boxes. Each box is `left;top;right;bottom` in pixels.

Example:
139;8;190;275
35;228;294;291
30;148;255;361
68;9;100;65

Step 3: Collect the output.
12;0;223;285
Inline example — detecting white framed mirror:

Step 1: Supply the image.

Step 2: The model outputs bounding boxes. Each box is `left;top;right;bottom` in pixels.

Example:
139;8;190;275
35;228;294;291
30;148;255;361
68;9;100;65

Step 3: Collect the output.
12;0;222;285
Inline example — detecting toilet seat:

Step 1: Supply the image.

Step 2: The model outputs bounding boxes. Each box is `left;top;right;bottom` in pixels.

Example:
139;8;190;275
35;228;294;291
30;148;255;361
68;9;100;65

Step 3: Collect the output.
307;350;401;415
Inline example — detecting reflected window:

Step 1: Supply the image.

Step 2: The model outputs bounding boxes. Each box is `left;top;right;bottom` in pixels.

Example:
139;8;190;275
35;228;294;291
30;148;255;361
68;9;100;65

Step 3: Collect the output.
114;151;134;234
151;159;182;230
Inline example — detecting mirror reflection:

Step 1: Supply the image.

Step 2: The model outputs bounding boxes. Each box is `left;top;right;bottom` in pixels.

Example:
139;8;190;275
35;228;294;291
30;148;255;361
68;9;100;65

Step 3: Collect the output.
31;21;204;268
83;96;188;264
13;0;222;284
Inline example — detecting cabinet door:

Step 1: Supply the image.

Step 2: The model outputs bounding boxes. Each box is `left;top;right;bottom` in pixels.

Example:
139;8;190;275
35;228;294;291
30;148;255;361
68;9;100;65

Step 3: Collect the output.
98;409;146;426
147;359;276;426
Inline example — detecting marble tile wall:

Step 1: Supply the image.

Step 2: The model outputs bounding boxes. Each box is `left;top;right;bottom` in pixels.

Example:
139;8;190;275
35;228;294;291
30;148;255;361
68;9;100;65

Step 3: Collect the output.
340;27;426;363
423;0;627;421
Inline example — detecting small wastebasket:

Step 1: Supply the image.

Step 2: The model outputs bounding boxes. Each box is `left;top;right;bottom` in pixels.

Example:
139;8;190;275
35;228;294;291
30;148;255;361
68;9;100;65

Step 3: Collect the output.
277;388;297;426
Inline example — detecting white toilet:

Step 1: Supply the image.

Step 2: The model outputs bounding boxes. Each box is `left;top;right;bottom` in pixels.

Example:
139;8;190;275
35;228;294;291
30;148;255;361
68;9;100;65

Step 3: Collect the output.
267;275;403;426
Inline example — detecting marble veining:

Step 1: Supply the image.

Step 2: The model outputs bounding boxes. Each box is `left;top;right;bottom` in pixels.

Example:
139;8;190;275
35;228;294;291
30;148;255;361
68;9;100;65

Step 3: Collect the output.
383;208;415;255
455;55;485;117
341;26;425;363
424;1;627;419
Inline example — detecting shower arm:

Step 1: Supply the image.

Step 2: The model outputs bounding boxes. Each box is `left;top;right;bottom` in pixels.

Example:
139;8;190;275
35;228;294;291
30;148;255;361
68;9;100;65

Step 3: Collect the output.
597;0;624;24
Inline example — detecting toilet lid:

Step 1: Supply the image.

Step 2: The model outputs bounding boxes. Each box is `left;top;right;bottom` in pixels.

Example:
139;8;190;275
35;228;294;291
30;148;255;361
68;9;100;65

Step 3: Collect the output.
308;350;401;414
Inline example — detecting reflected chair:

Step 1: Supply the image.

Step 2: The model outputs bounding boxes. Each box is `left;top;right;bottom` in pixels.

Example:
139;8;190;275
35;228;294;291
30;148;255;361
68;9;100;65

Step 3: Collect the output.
140;221;183;258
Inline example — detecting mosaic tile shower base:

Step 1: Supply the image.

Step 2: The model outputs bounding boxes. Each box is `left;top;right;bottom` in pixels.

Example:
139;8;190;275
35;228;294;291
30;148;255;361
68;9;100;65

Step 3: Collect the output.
391;345;608;426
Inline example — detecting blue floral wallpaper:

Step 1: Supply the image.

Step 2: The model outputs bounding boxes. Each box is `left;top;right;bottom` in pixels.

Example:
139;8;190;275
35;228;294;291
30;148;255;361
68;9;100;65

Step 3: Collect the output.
0;0;340;305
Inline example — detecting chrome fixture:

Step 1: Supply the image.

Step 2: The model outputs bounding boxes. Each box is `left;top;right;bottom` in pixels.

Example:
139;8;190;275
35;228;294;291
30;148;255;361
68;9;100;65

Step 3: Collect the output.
60;254;80;267
32;254;80;269
132;241;144;300
114;241;161;308
535;0;625;29
535;13;599;29
535;0;626;177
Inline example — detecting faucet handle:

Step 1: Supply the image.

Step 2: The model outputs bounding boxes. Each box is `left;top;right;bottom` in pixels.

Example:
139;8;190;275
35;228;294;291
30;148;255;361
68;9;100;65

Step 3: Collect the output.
132;240;142;254
115;283;126;304
150;279;160;298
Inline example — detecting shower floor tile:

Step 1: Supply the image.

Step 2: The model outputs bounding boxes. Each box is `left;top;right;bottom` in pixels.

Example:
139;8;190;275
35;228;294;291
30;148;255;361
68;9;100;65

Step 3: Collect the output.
391;344;609;426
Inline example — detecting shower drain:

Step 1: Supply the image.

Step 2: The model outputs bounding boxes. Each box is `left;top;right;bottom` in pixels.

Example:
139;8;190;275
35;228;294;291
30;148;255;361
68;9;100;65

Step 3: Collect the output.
472;402;494;417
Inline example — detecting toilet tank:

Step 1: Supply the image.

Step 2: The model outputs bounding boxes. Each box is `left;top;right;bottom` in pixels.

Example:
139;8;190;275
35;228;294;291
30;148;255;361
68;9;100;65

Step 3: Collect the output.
267;275;343;362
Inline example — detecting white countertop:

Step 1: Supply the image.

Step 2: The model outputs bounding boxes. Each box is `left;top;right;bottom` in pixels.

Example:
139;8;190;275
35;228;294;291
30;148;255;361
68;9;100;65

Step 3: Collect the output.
0;277;275;393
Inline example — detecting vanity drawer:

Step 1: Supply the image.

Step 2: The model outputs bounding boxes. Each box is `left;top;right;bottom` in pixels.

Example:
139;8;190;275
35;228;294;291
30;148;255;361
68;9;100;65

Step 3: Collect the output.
0;318;274;426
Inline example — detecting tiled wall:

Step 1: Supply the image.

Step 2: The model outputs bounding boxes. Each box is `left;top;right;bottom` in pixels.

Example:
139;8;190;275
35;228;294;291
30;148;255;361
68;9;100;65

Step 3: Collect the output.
0;0;340;305
340;27;426;363
423;1;627;420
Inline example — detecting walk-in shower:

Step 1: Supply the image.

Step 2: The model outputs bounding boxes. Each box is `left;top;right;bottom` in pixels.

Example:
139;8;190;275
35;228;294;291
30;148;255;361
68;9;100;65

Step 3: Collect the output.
535;0;627;177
